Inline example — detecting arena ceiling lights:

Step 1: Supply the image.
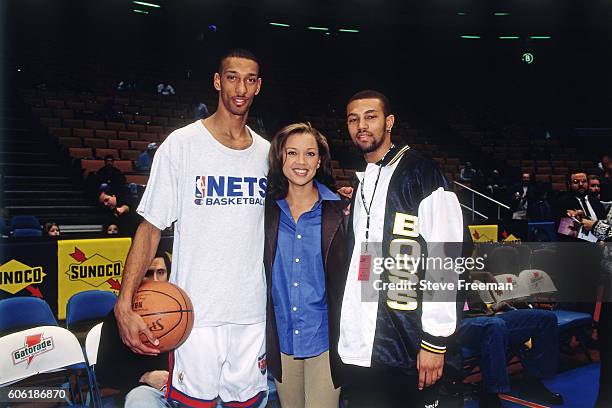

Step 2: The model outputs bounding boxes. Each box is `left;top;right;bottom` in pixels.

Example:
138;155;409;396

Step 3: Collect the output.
268;23;359;34
133;1;160;8
132;1;160;14
459;35;551;41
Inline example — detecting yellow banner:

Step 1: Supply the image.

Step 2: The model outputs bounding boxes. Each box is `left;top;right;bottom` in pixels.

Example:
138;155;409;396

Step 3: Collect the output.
57;237;131;320
468;225;498;242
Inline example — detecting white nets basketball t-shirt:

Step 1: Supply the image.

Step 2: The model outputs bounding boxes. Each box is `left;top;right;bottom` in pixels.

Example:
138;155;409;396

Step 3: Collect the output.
137;120;269;326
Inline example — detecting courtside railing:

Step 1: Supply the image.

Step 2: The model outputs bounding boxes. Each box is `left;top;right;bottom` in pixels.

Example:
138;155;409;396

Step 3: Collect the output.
453;180;511;221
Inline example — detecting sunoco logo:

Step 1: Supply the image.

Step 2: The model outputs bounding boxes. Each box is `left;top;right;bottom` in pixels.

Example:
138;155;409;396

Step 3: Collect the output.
12;333;54;367
65;247;122;289
0;260;46;295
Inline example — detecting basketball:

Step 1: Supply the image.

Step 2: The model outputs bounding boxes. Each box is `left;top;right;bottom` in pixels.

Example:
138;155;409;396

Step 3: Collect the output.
132;281;194;352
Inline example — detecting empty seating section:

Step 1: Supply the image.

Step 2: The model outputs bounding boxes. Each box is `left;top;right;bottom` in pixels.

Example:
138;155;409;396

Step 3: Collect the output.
26;89;602;195
27;92;205;184
461;130;599;192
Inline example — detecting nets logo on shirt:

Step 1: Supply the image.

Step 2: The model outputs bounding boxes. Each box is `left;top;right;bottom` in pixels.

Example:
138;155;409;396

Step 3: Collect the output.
194;175;266;206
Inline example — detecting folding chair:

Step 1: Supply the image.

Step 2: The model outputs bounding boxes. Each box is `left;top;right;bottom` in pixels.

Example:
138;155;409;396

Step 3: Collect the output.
0;297;58;334
0;325;96;406
85;323;104;407
65;290;117;331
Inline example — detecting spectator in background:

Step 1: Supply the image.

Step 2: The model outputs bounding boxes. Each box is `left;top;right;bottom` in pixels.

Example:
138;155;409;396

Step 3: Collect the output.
589;175;602;201
105;223;119;235
117;79;137;91
459;161;477;182
99;185;139;235
44;222;60;237
136;143;157;172
600;157;612;202
484;168;506;198
555;170;606;228
597;154;611;177
193;101;209;120
156;82;175;96
96;155;126;192
509;172;537;220
461;272;563;407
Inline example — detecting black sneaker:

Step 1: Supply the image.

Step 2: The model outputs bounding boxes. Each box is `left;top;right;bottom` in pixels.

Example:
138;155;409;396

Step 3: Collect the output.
522;380;564;405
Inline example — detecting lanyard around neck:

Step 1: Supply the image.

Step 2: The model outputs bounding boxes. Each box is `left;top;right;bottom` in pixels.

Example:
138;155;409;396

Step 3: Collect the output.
359;145;394;243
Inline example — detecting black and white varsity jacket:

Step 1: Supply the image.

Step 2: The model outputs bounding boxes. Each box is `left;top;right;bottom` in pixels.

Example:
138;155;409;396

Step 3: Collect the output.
338;144;463;372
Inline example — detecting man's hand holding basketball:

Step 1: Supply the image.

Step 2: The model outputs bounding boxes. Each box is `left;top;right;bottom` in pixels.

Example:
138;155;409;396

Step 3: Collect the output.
114;301;160;356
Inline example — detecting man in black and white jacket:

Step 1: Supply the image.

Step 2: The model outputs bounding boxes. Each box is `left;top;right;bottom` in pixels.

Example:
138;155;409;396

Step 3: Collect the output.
339;90;463;407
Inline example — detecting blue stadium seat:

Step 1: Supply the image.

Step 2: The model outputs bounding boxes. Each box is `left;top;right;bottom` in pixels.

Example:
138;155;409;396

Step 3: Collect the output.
0;297;58;333
66;290;117;329
10;215;42;237
12;228;43;237
10;215;41;230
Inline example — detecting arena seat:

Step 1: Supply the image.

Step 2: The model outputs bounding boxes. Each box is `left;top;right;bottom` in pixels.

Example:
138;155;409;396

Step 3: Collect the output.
535;174;551;183
49;127;72;138
108;139;129;149
94;148;119;159
130;140;149;151
63;119;84;129
0;297;57;333
118;130;138;140
552;182;566;191
152;116;169;126
12;229;43;237
69;147;93;159
0;325;96;406
40;117;61;127
95;130;117;140
45;99;65;109
80;159;104;177
127;124;146;132
134;115;152;125
66;290;117;330
106;122;126;131
126;174;149;185
10;215;41;231
74;128;95;139
54;108;74;119
120;149;140;161
114;160;134;173
59;136;82;147
138;131;158;141
85;323;104;408
83;138;108;148
85;120;105;130
146;125;163;134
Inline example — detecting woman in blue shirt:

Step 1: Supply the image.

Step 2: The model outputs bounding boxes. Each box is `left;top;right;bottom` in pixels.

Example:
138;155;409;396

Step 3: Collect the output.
264;122;350;408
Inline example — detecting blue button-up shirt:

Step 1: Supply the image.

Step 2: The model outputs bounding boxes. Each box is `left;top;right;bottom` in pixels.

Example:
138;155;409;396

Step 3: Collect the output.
272;180;340;357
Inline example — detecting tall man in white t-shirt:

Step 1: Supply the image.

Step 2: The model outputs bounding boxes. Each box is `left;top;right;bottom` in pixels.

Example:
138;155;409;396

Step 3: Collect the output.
114;49;270;407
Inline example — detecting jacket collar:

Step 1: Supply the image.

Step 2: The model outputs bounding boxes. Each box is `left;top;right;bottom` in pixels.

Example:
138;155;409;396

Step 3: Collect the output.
377;144;410;167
